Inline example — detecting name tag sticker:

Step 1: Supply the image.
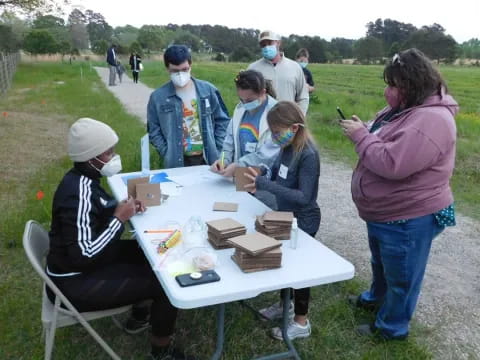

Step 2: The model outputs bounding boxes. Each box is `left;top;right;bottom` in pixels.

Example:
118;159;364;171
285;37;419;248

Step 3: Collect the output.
279;164;288;179
205;98;210;108
245;142;257;153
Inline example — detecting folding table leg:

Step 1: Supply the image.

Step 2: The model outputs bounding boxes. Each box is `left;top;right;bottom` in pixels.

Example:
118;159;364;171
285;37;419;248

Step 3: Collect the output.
254;289;301;360
211;303;225;360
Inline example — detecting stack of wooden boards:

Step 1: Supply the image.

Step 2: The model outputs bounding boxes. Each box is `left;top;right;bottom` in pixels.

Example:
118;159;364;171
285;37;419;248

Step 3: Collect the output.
255;211;294;240
207;218;247;249
229;232;283;273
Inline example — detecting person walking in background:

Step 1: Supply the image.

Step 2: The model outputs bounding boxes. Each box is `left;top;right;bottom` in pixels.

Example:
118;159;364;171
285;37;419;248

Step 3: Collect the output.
106;44;117;86
340;48;458;340
116;60;126;83
244;101;321;341
210;70;279;177
129;52;142;84
147;44;230;168
248;30;309;114
295;48;315;93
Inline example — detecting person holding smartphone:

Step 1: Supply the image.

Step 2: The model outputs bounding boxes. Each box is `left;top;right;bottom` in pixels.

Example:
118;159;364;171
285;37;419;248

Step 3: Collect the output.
340;48;458;340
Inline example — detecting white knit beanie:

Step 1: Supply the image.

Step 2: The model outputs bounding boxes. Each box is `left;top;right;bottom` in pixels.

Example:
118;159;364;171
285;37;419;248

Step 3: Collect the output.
68;118;119;162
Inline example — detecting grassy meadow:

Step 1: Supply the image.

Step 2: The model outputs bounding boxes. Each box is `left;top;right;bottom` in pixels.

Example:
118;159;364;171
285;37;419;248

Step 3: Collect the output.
0;59;478;359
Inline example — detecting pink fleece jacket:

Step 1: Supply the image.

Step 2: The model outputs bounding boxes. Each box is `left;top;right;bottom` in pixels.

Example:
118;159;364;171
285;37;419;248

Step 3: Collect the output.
351;89;458;222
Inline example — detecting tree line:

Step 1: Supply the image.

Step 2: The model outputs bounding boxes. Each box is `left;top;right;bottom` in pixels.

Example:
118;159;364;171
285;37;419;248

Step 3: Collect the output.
1;6;479;64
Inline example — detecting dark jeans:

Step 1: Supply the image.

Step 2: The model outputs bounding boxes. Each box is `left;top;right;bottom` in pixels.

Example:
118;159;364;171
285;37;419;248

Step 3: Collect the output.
183;154;206;167
132;71;139;83
359;214;444;338
47;241;177;337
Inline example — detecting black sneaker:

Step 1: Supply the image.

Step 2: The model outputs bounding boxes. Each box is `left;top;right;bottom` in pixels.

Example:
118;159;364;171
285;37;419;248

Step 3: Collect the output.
347;295;379;312
148;345;198;360
124;316;150;334
356;323;408;340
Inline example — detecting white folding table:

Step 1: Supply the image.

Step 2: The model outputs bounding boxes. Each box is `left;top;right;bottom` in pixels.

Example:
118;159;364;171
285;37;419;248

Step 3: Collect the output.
108;165;354;360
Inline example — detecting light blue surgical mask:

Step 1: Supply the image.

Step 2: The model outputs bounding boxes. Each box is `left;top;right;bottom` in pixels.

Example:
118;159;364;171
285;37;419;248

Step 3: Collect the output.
262;45;277;60
242;99;261;111
298;61;308;68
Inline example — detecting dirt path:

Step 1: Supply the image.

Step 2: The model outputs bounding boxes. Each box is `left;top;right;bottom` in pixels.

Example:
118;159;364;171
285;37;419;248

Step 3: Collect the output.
95;68;480;360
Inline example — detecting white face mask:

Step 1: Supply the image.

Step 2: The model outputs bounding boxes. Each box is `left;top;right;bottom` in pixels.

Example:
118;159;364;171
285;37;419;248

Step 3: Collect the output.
170;70;191;88
93;154;122;177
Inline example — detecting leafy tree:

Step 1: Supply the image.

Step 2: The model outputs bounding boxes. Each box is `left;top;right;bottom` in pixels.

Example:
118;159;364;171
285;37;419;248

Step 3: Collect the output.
0;0;68;14
171;30;202;51
91;39;108;55
0;24;21;51
0;10;28;48
329;38;355;60
404;24;458;63
459;38;480;59
32;13;70;45
23;29;58;54
354;36;383;64
230;46;254;62
366;18;417;54
129;41;143;56
138;25;170;51
85;9;113;44
67;8;88;50
114;25;139;47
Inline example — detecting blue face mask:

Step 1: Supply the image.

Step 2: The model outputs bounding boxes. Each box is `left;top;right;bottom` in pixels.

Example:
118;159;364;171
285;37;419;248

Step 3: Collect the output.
298;61;308;68
262;45;277;60
242;99;261;111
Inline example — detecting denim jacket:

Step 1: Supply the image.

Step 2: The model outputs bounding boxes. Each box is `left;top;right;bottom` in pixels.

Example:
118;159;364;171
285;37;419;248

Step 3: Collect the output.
147;78;230;168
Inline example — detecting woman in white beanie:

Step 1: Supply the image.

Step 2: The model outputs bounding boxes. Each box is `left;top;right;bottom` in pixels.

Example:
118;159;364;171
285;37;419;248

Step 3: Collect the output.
46;118;196;360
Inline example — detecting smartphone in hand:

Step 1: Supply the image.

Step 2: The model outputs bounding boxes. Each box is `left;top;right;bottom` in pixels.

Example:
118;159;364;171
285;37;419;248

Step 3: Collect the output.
336;106;346;120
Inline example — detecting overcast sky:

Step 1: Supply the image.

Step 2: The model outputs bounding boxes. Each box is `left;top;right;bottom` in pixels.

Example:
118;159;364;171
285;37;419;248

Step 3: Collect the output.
71;0;479;43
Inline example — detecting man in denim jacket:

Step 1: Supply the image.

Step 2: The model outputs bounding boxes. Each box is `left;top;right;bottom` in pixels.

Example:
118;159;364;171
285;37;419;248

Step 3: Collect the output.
147;45;230;168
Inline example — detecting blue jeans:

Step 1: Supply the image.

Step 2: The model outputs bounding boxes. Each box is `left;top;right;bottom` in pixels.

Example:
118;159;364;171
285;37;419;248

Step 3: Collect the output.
359;214;444;338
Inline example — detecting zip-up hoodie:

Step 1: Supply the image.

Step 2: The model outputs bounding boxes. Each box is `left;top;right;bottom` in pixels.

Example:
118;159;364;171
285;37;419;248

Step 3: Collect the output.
350;89;458;222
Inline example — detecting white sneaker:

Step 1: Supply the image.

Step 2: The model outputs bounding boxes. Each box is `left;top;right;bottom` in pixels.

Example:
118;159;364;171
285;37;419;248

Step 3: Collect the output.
259;301;294;321
271;319;312;340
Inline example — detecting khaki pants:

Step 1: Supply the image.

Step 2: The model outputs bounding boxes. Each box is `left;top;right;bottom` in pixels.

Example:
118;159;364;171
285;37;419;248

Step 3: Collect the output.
108;65;117;85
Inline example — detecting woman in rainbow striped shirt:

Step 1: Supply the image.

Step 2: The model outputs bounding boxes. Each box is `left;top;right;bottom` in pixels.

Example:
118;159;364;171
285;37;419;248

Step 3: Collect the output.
211;70;279;177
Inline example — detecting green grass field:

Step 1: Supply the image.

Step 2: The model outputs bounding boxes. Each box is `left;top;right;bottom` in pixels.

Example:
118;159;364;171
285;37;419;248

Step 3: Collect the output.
0;60;478;359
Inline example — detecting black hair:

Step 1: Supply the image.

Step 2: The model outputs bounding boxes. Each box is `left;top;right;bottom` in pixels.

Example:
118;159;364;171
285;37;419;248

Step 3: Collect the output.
234;70;276;98
163;45;192;67
383;48;448;108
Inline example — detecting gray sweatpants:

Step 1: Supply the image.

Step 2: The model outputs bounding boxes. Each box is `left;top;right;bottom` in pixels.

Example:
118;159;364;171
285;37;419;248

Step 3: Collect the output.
108;65;117;85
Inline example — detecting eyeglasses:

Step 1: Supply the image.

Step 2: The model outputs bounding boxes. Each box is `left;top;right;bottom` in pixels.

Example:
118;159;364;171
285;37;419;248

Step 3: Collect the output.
392;53;403;66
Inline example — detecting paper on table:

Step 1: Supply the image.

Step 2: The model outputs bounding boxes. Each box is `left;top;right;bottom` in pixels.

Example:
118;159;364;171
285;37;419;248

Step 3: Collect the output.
160;182;183;197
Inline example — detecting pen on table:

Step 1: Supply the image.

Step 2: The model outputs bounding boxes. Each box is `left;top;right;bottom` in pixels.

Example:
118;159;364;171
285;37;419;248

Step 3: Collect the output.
144;229;174;234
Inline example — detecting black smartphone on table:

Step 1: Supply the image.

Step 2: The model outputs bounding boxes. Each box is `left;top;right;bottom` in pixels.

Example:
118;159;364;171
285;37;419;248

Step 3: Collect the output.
175;270;221;287
336;106;346;120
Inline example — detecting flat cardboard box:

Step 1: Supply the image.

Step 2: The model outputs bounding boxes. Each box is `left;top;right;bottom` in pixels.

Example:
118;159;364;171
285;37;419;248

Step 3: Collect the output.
234;166;261;192
263;211;294;224
206;218;245;232
228;232;281;256
135;183;161;207
213;202;239;212
127;176;150;199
